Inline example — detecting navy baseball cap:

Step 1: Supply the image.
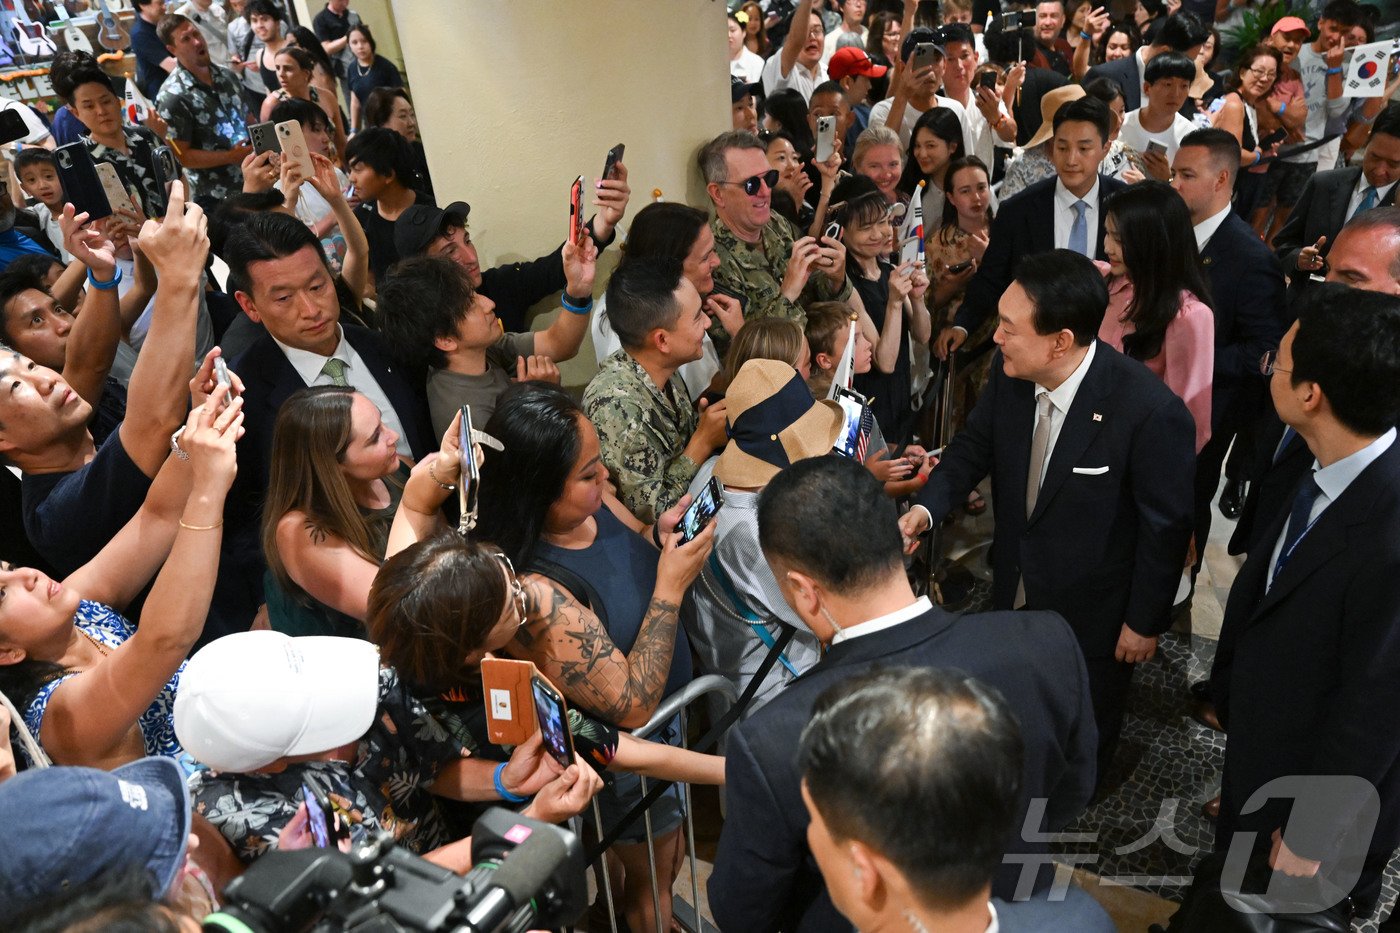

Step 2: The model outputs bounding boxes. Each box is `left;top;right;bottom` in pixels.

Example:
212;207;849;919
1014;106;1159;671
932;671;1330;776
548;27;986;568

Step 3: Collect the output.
395;201;472;258
731;73;762;103
0;756;191;920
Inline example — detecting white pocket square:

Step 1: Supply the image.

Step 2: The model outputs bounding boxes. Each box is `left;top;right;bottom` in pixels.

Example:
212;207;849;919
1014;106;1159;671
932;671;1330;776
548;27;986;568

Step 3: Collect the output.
1072;466;1110;475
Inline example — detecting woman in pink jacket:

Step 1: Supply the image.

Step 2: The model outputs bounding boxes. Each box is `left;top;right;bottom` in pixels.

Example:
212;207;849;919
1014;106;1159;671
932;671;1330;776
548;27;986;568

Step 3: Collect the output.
1097;181;1215;452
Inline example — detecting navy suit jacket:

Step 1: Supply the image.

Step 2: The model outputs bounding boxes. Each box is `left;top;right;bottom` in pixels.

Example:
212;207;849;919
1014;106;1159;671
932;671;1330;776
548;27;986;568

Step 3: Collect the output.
206;323;432;641
1211;438;1400;865
1274;166;1397;297
709;605;1098;933
1086;56;1143;110
954;175;1126;337
1199;210;1287;428
915;343;1196;658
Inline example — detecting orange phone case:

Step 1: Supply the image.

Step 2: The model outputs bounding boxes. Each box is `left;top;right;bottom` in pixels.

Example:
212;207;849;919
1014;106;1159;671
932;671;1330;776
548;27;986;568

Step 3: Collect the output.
480;657;538;746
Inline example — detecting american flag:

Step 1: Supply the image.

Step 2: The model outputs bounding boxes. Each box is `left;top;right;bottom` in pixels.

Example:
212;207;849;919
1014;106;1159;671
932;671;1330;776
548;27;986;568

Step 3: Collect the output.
855;405;875;462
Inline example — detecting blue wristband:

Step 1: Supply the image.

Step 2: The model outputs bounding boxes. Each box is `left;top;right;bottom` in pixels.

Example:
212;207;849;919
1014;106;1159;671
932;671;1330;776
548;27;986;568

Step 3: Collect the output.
560;293;594;315
87;267;122;291
494;762;528;803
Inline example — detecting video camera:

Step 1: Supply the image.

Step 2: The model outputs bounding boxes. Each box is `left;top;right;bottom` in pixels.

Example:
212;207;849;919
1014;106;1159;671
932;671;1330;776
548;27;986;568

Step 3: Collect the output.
201;809;586;933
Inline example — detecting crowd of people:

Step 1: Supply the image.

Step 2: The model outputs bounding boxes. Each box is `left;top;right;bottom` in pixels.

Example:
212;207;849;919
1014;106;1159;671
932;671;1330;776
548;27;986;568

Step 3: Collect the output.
0;0;1398;930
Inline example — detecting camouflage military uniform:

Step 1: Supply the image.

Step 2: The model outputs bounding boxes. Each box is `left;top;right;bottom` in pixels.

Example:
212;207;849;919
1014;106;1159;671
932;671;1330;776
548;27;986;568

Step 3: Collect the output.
583;349;700;525
709;215;853;357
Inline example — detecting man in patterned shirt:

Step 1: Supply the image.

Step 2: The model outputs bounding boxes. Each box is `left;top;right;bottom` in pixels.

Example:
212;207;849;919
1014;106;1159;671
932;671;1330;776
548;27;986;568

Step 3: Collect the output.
700;130;852;357
155;14;252;210
584;258;730;524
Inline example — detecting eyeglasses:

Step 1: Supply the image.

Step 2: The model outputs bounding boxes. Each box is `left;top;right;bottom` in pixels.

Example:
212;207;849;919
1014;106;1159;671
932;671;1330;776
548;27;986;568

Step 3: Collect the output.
717;169;780;196
496;553;529;628
1259;350;1291;376
1245;66;1277;80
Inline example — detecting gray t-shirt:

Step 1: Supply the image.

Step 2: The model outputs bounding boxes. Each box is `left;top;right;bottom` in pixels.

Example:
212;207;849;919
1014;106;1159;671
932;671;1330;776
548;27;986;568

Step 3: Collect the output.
426;331;535;438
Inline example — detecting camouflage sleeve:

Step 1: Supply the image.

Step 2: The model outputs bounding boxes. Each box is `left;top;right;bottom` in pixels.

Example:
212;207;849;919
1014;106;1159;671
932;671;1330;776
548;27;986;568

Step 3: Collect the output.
710;258;808;325
584;393;699;526
809;269;853;304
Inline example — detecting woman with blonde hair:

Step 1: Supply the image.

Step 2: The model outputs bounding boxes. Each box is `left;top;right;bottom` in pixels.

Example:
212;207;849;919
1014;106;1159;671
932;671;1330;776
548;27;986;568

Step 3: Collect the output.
851;124;906;206
705;317;810;402
260;385;414;637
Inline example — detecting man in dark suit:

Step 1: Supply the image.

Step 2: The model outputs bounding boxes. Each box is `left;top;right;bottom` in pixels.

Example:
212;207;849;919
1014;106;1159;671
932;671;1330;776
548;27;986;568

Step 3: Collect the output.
710;457;1098;933
797;668;1114;933
905;250;1196;773
1084;10;1210;111
211;212;433;640
1229;208;1400;556
1273;104;1400;295
1170;129;1287;555
1208;284;1400;921
936;96;1126;358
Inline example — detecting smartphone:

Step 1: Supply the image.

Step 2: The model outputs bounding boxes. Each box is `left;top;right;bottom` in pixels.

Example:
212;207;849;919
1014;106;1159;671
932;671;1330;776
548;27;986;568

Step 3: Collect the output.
212;356;232;410
912;42;939;71
568;174;585;245
947;258;974;275
1258;127;1287;149
302;780;349;849
831;385;872;460
1001;11;1024;29
1146;140;1168;157
94;162;134;215
458;404;478;535
898;233;921;267
247;120;281;156
602;142;625;181
275;120;313;178
53;142;112;221
823;220;842;242
678;477;724;545
0;108;29;146
531;673;575;769
814;115;836;163
481;657;538;746
978;71;998;91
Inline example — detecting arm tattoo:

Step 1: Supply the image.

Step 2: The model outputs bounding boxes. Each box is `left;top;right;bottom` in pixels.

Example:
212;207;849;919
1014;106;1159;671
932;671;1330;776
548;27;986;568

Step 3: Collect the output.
511;577;680;725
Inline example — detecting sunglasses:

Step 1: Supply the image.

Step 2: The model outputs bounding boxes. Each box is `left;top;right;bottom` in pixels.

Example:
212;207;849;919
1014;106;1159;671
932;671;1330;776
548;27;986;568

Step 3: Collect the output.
717;169;780;196
495;553;529;628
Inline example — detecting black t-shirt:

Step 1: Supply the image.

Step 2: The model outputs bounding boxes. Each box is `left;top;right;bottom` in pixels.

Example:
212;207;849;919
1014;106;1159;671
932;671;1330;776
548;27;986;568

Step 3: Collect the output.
851;261;915;447
354;188;432;283
22;428;152;576
348;56;403;104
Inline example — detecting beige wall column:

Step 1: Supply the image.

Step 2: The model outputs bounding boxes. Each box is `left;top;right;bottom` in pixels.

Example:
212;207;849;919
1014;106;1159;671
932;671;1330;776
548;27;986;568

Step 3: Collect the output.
389;0;730;386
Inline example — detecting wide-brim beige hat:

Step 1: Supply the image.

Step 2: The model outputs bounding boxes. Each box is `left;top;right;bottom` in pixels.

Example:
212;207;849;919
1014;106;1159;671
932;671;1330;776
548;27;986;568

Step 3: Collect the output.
713;359;845;488
1024;83;1088;150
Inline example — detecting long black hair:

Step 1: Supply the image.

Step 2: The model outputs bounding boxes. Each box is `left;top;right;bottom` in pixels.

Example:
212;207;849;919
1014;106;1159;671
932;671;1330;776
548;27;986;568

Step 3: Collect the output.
762;88;815;156
1103;181;1213;362
476;382;586;568
897;107;964;198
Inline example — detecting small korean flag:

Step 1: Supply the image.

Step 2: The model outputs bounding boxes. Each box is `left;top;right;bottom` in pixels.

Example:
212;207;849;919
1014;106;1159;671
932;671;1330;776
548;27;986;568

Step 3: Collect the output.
124;81;153;125
1343;40;1391;98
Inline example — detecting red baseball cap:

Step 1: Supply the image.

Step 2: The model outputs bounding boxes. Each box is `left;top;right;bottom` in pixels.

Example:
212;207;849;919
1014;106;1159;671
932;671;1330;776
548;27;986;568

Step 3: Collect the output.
828;46;889;81
1271;15;1310;37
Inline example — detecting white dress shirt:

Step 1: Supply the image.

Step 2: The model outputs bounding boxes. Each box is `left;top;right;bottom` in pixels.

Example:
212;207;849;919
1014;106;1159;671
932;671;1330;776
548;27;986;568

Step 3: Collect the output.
1053;177;1101;254
1193;204;1232;251
1344;175;1397;222
1030;341;1097;487
1266;428;1396;589
273;324;413;457
830;596;934;645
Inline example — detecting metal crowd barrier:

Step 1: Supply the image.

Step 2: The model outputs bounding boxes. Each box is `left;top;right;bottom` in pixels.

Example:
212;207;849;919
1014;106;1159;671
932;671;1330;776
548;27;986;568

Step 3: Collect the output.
579;674;739;933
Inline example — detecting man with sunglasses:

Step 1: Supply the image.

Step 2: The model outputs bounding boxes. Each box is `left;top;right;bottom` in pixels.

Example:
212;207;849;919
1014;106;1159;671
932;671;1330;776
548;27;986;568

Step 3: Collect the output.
700;130;851;358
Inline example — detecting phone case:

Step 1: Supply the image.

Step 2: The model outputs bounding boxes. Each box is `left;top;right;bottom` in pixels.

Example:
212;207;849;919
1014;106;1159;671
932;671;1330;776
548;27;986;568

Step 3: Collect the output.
54;142;113;221
815;116;835;163
275;120;313;178
569;175;584;244
248;121;281;156
532;674;576;768
0;108;28;147
94;162;135;215
481;657;538;746
603;143;625;181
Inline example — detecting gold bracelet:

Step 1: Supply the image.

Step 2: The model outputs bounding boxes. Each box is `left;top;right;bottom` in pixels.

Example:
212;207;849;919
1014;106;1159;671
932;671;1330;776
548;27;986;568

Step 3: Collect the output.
179;518;224;531
428;457;457;490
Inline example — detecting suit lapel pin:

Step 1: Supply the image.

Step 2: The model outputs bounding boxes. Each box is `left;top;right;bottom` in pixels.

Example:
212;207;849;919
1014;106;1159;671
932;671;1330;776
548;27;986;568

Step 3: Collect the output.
1092;413;1103;422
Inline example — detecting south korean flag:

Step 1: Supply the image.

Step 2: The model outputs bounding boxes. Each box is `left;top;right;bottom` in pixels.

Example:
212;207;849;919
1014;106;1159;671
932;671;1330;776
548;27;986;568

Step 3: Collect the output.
1343;40;1392;98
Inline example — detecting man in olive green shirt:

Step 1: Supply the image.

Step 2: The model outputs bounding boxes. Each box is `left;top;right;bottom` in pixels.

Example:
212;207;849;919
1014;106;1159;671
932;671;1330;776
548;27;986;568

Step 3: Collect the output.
700;130;853;357
584;258;729;524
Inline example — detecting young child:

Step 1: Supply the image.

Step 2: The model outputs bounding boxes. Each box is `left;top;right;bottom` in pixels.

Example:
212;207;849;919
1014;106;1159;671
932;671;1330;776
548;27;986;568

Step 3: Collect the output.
1118;51;1198;179
14;148;70;261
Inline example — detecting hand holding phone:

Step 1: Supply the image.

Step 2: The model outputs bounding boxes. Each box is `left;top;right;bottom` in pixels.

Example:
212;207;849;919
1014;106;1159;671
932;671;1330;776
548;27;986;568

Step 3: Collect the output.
532;674;575;769
677;477;725;545
302;780;349;849
458;405;479;536
979;71;998;91
602;143;625;181
815;115;836;163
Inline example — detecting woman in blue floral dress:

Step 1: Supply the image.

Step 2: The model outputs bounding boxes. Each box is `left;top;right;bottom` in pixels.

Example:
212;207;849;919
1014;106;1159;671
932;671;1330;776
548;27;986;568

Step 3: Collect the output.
0;378;241;771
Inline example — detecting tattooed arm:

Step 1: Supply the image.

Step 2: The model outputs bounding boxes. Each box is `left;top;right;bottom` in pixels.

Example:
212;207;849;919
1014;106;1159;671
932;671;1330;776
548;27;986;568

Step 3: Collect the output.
509;522;717;729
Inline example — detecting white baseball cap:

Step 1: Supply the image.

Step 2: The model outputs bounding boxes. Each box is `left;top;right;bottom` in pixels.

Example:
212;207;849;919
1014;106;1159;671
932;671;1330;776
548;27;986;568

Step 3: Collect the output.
175;631;381;773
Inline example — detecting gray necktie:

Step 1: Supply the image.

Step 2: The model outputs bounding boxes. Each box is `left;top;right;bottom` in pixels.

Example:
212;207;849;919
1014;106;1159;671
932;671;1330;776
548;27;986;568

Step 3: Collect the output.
320;357;349;387
1016;392;1055;608
1069;200;1090;257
